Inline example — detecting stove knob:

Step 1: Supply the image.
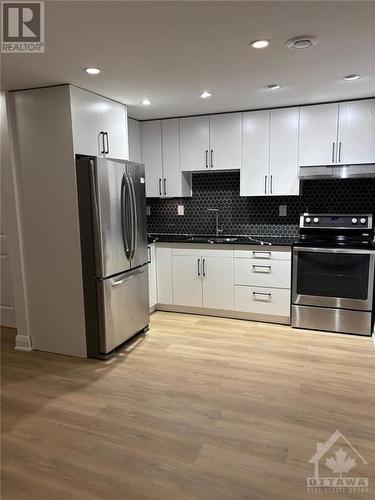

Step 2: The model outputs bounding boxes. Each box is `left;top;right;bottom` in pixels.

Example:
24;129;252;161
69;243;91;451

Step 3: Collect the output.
305;217;311;224
352;218;358;224
360;218;367;225
313;217;319;224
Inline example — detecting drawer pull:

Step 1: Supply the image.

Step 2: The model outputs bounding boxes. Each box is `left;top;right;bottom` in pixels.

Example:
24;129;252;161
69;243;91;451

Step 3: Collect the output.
252;291;271;297
252;265;271;272
253;250;271;257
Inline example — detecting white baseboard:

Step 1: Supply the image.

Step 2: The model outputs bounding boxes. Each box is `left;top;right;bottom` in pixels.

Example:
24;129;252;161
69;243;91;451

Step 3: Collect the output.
15;334;32;351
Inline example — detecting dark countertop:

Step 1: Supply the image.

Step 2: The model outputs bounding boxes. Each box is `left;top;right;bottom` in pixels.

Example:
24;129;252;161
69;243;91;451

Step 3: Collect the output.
148;233;298;246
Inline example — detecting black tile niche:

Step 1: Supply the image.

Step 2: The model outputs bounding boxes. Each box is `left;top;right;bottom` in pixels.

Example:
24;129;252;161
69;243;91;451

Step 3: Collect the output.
146;172;375;237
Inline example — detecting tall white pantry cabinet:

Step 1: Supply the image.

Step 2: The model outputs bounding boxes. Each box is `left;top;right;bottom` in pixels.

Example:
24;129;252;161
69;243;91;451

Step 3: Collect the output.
9;85;128;357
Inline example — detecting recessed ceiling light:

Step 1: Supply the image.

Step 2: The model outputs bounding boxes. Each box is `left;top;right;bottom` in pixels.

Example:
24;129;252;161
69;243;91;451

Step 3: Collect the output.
250;39;270;49
265;84;281;90
343;74;361;81
200;91;212;99
84;67;101;75
286;35;318;50
141;98;152;105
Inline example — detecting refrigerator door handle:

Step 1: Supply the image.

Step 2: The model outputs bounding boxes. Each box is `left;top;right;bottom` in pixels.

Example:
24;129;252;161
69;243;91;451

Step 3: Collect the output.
121;173;132;260
129;174;138;260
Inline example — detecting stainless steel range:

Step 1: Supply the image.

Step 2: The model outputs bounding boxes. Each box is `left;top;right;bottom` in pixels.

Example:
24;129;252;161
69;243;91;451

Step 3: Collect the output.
292;214;375;336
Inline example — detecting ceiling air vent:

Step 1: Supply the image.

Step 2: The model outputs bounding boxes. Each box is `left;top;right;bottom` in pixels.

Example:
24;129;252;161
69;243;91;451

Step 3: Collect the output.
286;35;318;50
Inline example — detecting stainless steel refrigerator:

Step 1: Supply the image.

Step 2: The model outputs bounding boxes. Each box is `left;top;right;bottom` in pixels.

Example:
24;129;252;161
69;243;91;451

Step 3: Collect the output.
76;156;149;358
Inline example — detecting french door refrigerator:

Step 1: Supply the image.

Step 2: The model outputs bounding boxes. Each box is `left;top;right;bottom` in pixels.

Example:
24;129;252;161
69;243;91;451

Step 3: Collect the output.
76;156;149;358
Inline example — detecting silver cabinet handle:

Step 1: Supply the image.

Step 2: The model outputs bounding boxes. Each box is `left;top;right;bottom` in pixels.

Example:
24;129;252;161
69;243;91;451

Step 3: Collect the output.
202;258;206;277
112;270;145;287
253;250;271;257
205;150;209;168
264;175;267;194
252;264;272;272
147;246;151;263
104;132;109;155
164;178;167;195
197;258;201;276
159;178;162;196
210;149;213;169
100;131;106;155
252;291;271;297
332;142;336;163
270;175;273;194
338;142;342;163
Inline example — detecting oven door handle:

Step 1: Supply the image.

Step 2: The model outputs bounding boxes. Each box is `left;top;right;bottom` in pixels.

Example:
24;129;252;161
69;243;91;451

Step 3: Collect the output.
293;246;375;255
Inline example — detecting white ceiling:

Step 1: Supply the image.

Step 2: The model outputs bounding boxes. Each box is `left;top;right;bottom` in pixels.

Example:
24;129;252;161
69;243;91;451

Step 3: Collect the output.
2;1;375;120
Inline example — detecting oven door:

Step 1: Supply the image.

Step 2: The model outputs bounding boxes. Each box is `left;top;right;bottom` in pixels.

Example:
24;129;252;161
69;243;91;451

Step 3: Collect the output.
292;247;375;310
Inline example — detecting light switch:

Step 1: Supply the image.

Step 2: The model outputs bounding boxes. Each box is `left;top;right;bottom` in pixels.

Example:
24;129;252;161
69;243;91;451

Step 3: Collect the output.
177;205;184;216
279;205;287;217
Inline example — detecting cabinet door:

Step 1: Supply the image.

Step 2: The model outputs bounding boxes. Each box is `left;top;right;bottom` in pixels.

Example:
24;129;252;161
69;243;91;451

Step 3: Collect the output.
156;244;173;304
202;256;234;310
70;86;103;156
101;98;128;160
162;119;181;197
241;110;270;196
148;244;157;309
172;255;202;307
269;108;299;196
128;118;141;163
141;121;163;198
299;103;338;166
338;99;375;164
209;113;241;170
179;116;210;171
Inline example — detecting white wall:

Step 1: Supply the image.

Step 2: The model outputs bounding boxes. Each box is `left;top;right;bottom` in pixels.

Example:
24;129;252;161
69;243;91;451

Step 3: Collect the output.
0;91;31;349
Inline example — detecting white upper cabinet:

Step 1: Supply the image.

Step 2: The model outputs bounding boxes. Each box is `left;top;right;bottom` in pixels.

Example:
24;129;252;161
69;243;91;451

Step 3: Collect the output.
179;115;210;171
141;119;192;198
209;113;242;170
70;86;128;160
162;119;192;198
128;118;141;163
241;110;270;196
299;103;339;166
141;120;163;198
337;99;375;164
269;107;300;196
101;98;128;160
70;86;103;157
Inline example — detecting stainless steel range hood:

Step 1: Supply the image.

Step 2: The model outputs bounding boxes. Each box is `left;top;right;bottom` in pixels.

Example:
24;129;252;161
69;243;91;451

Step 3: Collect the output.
299;164;375;180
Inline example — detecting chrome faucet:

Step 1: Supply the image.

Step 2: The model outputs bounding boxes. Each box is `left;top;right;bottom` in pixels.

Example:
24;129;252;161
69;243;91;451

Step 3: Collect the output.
207;208;223;237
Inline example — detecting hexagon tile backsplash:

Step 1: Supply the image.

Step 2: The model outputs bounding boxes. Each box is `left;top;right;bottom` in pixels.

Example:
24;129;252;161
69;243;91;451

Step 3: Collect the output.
146;172;375;237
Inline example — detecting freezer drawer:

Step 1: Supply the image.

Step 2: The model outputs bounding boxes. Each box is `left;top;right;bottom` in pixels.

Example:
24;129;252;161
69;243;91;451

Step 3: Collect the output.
97;265;150;353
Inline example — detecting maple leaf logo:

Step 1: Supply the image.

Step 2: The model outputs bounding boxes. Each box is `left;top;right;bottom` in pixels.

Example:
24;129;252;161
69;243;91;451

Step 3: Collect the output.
325;448;357;477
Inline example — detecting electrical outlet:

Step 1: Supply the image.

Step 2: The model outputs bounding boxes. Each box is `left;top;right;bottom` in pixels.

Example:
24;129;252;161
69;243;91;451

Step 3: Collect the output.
279;205;287;217
146;205;151;216
177;205;184;216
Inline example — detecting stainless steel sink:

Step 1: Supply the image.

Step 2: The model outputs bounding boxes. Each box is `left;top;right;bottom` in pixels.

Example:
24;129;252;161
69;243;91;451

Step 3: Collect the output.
186;236;238;244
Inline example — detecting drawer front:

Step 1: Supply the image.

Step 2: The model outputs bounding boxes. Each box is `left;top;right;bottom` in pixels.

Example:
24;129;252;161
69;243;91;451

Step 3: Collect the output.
234;258;291;288
172;243;234;257
235;285;291;316
234;245;291;260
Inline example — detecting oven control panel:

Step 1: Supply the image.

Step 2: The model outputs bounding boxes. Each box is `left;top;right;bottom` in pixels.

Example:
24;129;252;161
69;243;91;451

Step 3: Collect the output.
300;214;373;230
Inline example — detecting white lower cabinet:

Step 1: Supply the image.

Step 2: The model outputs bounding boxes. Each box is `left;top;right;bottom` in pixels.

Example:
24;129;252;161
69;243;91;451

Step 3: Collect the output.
234;286;291;317
202;256;234;310
155;244;173;304
172;255;202;307
154;243;292;323
148;244;157;310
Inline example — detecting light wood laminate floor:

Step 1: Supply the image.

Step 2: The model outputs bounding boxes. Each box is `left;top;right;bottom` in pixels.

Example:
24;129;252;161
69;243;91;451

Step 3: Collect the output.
1;312;375;500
